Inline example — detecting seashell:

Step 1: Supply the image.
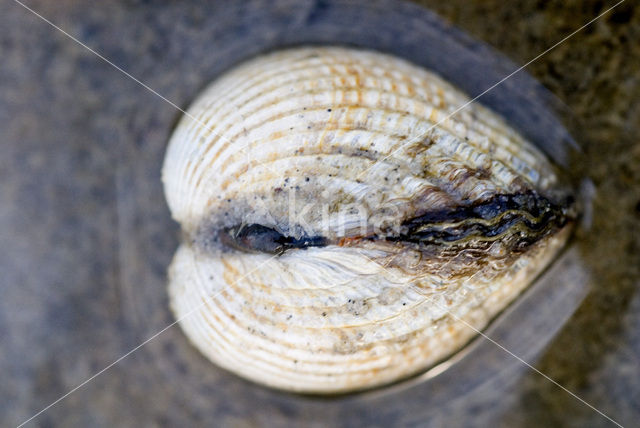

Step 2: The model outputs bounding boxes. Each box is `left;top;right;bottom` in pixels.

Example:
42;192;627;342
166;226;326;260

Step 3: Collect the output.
162;46;575;393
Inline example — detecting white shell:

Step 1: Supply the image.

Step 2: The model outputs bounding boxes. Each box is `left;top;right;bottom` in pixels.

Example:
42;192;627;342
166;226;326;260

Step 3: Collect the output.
162;47;573;393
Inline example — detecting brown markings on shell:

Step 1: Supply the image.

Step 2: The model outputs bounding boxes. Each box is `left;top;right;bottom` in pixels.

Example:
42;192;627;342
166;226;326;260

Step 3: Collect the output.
163;47;575;393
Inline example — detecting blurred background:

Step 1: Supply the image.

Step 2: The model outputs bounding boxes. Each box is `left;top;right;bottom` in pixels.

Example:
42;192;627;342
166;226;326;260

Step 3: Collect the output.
1;0;638;426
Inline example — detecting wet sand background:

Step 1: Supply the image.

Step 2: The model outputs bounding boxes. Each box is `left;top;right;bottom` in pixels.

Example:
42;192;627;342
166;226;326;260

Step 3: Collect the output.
1;1;638;426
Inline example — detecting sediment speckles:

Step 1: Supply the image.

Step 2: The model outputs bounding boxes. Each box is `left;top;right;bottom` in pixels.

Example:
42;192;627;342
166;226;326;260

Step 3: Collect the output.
163;47;574;394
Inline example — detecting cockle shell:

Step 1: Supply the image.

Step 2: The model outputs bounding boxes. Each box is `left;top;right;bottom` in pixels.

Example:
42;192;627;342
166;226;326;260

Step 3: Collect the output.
162;47;575;393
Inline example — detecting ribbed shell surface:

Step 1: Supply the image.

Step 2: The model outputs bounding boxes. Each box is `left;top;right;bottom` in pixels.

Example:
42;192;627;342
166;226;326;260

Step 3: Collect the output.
162;47;573;393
